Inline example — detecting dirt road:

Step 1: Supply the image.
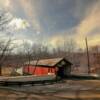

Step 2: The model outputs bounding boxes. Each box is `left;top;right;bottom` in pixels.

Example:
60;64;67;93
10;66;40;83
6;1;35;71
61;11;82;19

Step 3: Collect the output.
0;80;100;100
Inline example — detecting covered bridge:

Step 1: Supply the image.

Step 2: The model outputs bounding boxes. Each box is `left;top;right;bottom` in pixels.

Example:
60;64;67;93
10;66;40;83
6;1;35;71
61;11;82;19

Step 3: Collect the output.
24;58;72;78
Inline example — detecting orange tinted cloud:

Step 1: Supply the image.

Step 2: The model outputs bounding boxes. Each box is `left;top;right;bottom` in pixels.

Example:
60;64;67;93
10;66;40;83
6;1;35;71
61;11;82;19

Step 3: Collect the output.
18;0;42;33
75;1;100;48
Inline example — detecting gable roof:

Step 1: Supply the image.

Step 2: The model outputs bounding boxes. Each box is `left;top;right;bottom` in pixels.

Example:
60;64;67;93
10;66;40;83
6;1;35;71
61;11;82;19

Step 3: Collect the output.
25;58;72;67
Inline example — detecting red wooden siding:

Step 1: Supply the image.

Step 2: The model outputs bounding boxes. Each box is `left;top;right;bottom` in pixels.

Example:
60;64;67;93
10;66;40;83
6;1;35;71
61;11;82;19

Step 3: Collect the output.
24;66;56;76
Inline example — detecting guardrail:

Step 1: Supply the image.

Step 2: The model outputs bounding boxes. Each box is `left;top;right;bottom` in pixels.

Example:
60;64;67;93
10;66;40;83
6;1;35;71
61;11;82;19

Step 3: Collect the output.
0;75;58;86
0;79;57;86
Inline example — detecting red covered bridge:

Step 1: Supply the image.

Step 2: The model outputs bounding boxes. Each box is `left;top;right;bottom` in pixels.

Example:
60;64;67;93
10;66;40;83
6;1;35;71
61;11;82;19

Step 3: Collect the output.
24;58;72;78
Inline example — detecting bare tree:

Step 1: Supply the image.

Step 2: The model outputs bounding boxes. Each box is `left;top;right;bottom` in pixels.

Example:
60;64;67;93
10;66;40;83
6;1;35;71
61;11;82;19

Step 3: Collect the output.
0;10;13;31
23;41;33;67
89;45;100;74
0;10;14;75
0;39;13;75
64;39;76;54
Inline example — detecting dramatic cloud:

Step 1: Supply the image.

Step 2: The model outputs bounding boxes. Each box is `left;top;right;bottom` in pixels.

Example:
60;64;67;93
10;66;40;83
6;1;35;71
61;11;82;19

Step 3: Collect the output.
77;2;100;36
0;0;13;11
8;18;30;31
0;0;9;7
75;1;100;47
0;11;29;31
49;35;64;48
18;0;42;33
47;0;100;48
0;0;100;49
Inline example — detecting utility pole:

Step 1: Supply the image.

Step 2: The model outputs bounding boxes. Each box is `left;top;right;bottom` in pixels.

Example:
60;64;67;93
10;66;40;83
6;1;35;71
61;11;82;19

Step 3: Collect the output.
85;37;91;74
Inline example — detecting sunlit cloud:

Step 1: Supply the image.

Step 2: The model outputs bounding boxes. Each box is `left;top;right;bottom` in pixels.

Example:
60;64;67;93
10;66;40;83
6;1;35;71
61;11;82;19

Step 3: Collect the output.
5;0;11;8
8;18;30;31
88;35;100;47
76;9;100;36
74;1;100;48
0;0;13;11
0;10;30;39
0;0;100;49
49;36;64;48
18;0;42;33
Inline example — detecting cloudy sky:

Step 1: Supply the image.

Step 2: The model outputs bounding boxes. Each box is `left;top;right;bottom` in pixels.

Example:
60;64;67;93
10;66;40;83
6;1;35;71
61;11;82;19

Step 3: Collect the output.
0;0;100;49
